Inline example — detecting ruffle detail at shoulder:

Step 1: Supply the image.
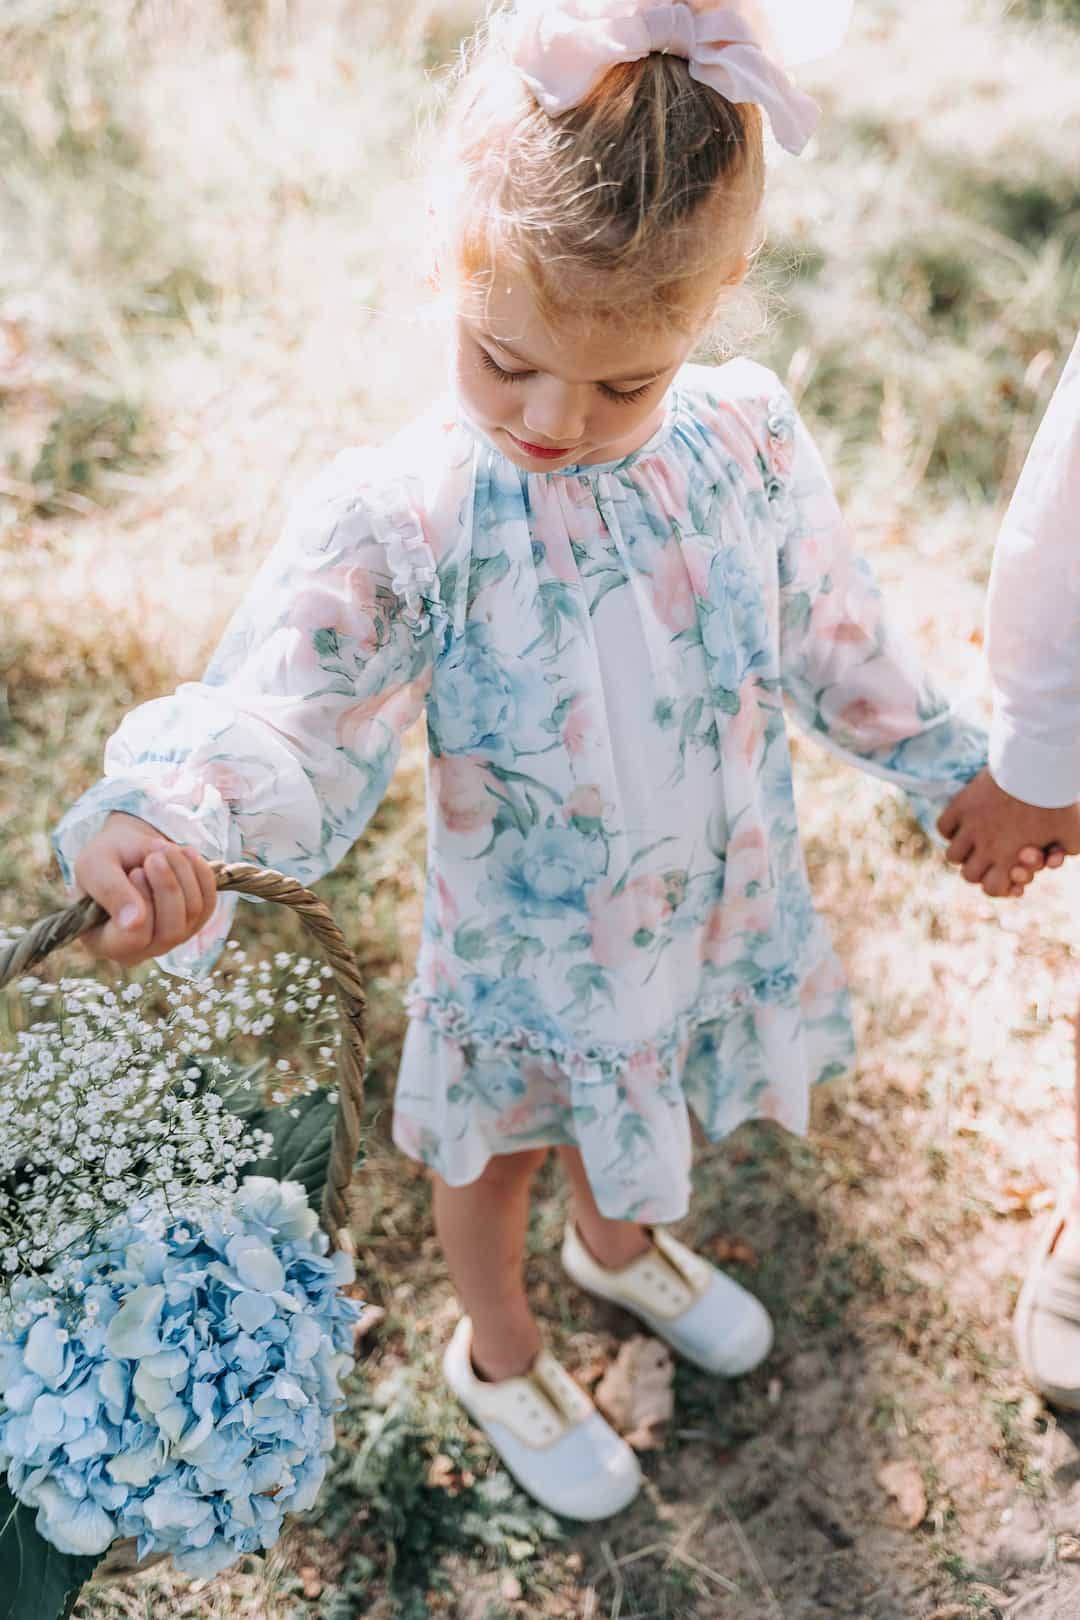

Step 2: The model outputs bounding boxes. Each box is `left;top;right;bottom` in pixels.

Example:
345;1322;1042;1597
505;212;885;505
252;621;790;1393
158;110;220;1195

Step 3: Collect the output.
363;479;442;637
675;359;799;498
287;431;454;639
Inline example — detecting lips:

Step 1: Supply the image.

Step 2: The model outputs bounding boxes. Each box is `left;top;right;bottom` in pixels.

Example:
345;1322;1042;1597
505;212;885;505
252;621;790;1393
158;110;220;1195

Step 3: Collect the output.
506;431;579;461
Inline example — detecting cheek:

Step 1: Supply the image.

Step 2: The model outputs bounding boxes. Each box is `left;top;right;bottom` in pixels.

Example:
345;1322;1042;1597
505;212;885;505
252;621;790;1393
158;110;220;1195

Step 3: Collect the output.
594;392;659;442
456;352;516;428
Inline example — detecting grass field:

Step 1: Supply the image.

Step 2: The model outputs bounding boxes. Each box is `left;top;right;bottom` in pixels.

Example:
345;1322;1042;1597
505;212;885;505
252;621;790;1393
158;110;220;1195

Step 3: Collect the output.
3;1;1080;1615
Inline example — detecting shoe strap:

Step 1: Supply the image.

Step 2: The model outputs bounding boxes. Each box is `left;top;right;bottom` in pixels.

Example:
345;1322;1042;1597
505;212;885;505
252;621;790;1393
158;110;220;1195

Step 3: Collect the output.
652;1229;713;1296
467;1349;593;1450
599;1230;711;1321
530;1351;594;1426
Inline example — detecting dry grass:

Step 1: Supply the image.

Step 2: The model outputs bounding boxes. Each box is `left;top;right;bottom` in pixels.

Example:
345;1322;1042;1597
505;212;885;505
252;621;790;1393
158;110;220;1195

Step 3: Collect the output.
4;0;1080;1615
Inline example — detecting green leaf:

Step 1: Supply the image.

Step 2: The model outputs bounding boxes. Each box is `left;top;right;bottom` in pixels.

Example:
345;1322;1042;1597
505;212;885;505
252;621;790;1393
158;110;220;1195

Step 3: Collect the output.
213;1059;271;1119
0;1481;98;1620
219;1078;345;1204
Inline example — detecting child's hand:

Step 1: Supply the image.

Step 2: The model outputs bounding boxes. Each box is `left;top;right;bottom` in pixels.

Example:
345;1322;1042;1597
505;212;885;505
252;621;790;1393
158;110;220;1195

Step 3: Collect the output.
73;812;218;965
937;770;1080;898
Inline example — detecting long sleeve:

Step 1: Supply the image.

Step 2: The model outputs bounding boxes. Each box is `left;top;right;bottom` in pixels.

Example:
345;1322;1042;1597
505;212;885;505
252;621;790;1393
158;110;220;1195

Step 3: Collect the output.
53;450;443;973
771;393;987;819
986;334;1080;808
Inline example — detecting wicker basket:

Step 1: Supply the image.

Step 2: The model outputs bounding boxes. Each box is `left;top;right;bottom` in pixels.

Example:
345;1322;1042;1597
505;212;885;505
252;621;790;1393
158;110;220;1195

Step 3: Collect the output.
0;861;367;1582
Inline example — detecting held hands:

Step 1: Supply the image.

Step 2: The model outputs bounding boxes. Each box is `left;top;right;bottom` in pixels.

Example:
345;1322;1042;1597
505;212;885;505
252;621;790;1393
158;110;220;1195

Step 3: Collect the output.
73;812;218;965
937;769;1080;899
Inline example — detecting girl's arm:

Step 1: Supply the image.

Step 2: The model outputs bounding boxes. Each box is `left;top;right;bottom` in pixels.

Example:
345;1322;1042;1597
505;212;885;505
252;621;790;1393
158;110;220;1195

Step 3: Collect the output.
770;393;987;824
54;452;442;973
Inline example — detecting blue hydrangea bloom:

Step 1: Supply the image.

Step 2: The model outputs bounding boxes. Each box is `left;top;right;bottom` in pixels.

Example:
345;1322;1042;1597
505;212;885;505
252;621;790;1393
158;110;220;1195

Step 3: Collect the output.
0;1178;361;1576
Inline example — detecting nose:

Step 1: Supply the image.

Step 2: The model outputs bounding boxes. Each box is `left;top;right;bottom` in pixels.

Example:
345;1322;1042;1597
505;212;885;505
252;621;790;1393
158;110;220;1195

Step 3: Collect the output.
522;378;587;447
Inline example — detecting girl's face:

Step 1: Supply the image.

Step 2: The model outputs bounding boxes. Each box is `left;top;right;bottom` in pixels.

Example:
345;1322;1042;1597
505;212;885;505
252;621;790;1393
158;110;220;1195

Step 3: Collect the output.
455;270;705;471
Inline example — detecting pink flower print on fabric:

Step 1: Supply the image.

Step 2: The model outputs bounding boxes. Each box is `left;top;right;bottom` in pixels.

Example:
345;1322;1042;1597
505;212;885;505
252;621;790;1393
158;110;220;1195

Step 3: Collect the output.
285;567;381;649
725;822;770;891
495;1058;572;1139
726;678;769;770
650;541;698;633
563;692;596;756
835;695;924;752
335;673;432;752
433;873;461;936
588;874;673;969
700;891;775;969
644;454;691;525
432;755;500;834
564;784;606;825
682;533;714;600
808;562;876;647
529;479;610;581
194;761;263;809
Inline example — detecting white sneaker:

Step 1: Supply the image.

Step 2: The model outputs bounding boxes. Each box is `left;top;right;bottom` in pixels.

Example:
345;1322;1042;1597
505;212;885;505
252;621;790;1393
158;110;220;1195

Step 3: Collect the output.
442;1316;641;1521
561;1225;773;1376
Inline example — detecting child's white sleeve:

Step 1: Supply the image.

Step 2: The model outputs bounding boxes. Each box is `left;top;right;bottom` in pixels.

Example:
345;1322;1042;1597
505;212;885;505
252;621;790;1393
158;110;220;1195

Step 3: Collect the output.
986;333;1080;809
52;454;443;974
771;391;987;823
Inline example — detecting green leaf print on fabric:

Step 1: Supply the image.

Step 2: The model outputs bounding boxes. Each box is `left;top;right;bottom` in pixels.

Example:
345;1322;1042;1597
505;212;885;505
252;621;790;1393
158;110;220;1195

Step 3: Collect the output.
563;962;616;1013
524;579;588;659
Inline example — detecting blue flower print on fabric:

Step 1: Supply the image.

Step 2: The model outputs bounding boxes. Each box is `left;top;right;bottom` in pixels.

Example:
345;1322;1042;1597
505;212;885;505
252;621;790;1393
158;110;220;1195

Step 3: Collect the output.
481;819;607;919
427;622;550;759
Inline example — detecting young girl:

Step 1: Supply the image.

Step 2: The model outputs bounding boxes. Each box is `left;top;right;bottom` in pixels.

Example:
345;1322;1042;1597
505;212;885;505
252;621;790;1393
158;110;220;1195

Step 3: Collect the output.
57;0;988;1521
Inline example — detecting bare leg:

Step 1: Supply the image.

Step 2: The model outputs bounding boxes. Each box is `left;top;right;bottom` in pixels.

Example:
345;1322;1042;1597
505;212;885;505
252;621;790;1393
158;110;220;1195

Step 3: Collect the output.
433;1148;548;1382
557;1145;652;1270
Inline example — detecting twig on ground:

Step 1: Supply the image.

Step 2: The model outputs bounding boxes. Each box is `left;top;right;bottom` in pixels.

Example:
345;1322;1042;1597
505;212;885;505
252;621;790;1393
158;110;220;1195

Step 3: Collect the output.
600;1540;624;1620
714;1486;786;1620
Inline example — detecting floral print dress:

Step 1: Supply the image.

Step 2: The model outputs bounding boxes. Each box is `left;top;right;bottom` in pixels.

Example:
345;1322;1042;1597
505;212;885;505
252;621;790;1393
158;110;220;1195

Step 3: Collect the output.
54;360;987;1221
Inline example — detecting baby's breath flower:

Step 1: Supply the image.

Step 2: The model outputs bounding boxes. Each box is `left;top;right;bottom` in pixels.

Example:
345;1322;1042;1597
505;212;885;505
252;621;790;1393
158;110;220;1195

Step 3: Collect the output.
0;951;339;1301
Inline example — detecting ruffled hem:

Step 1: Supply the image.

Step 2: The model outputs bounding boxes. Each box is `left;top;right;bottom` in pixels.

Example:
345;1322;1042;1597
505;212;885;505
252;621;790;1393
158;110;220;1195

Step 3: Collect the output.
393;964;855;1222
404;953;818;1082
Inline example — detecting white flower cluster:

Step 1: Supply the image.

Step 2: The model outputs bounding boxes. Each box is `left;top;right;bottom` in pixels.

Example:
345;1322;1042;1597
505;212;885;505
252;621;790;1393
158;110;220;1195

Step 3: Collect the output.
0;945;340;1317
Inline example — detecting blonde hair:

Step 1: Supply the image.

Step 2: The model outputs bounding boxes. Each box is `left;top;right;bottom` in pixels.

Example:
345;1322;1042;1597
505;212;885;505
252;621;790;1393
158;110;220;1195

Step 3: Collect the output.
436;8;766;332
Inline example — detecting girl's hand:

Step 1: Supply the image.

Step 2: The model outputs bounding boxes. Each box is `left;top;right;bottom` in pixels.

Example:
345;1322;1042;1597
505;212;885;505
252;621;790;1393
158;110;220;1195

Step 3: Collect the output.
72;812;219;965
937;770;1080;899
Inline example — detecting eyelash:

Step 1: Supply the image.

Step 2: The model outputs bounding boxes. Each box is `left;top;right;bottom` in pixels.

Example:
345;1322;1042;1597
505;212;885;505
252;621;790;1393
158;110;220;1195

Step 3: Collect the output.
478;348;655;405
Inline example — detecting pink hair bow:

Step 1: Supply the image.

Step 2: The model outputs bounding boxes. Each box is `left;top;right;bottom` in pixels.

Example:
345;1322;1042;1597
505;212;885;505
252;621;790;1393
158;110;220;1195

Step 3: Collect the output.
511;1;852;155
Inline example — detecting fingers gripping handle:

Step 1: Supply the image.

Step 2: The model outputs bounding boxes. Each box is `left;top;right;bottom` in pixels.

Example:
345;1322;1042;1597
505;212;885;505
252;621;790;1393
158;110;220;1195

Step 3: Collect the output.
0;862;366;1251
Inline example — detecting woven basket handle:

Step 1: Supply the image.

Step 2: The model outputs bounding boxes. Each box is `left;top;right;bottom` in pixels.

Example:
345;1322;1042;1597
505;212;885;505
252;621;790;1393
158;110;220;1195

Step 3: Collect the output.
0;862;365;1251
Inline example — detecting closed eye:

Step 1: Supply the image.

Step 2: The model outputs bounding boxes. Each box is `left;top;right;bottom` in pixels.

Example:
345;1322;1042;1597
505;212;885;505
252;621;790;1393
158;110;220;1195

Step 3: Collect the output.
602;380;655;405
479;348;533;384
480;346;658;406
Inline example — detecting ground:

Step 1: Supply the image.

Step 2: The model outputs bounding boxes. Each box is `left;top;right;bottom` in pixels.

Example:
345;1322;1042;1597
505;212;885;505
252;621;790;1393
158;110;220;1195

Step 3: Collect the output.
2;1;1080;1615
